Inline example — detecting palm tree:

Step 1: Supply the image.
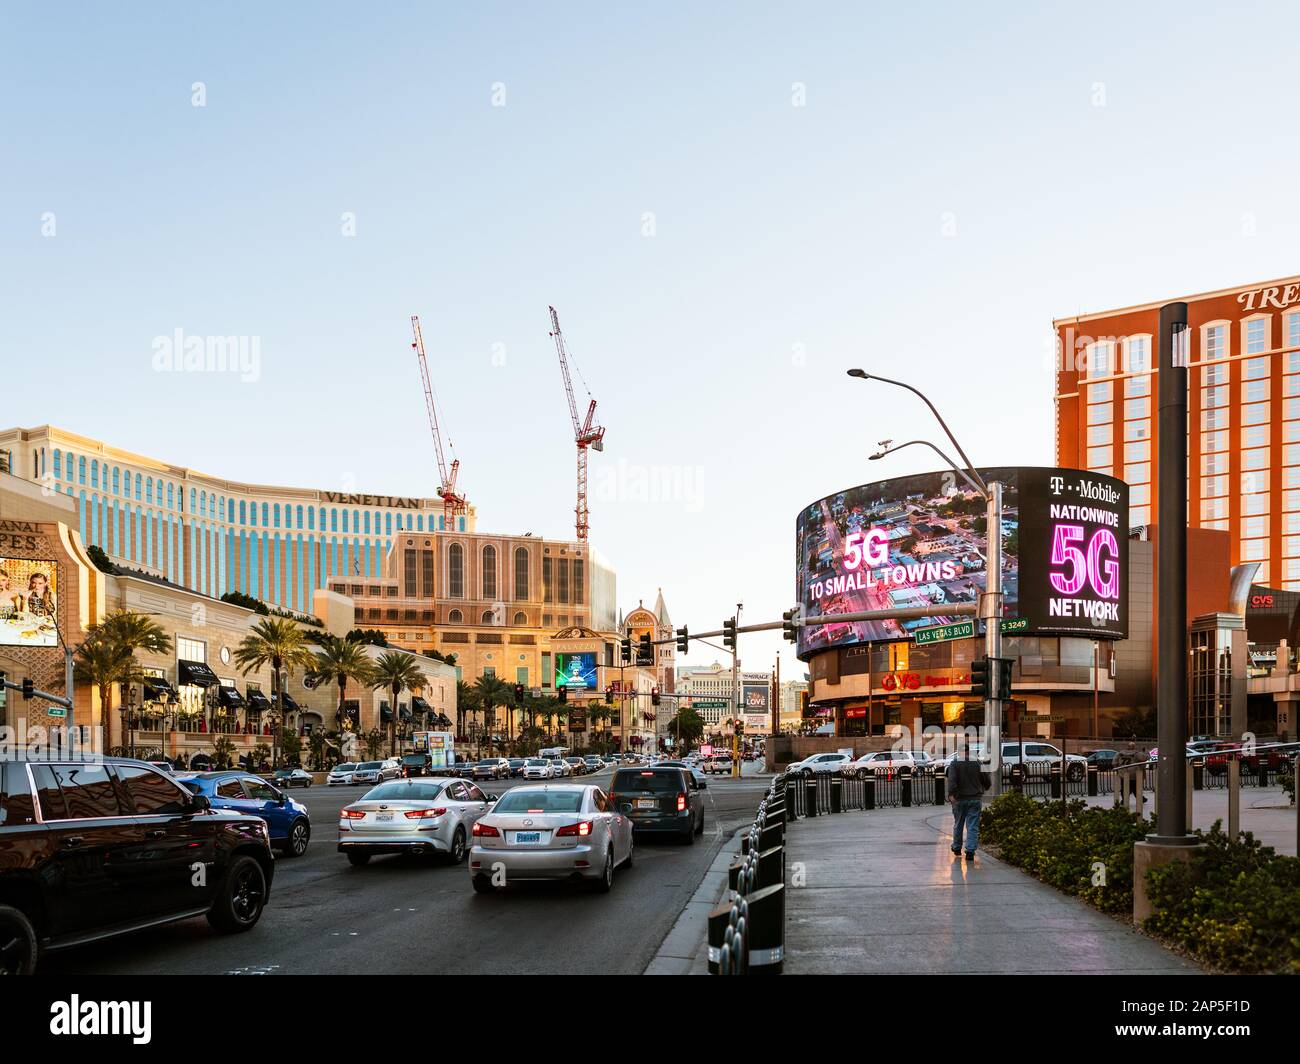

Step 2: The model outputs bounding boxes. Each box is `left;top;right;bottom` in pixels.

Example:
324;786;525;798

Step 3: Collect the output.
307;635;374;769
97;608;173;656
233;616;315;769
74;636;143;754
473;674;511;755
369;651;425;757
455;680;476;750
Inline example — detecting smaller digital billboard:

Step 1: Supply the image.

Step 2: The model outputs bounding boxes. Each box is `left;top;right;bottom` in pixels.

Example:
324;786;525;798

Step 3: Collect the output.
741;684;770;714
555;652;598;690
0;558;58;648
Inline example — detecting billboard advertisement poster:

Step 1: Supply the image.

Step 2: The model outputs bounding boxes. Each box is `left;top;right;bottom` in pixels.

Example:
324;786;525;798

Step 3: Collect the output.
794;466;1127;657
741;684;769;714
555;652;598;690
0;558;58;647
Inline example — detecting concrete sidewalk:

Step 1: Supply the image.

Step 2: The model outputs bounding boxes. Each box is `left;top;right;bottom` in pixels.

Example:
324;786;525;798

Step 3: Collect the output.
782;806;1201;974
1081;786;1296;855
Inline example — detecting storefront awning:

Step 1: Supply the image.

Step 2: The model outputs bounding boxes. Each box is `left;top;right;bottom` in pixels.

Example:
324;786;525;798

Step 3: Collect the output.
177;659;220;688
280;693;301;712
399;704;413;721
217;686;246;709
246;689;272;712
411;696;432;714
142;677;176;702
380;701;393;722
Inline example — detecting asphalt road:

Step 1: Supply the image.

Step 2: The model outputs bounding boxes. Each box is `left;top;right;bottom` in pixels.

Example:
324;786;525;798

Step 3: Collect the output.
39;764;772;975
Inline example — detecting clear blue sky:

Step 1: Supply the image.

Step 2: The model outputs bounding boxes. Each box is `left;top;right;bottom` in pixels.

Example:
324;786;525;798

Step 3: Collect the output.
4;2;1299;675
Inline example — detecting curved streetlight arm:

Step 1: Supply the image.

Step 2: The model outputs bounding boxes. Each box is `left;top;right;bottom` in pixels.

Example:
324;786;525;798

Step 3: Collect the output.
870;440;987;499
848;369;987;493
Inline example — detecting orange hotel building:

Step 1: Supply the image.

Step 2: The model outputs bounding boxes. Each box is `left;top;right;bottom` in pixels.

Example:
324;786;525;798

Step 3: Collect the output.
1056;273;1300;590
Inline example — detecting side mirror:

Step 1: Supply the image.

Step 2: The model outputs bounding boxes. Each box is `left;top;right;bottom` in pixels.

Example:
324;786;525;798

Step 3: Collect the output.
486;793;499;803
697;779;708;789
186;793;211;814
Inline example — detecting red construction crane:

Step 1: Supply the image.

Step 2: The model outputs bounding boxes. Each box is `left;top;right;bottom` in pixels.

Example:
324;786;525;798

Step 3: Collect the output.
548;306;605;541
410;314;467;528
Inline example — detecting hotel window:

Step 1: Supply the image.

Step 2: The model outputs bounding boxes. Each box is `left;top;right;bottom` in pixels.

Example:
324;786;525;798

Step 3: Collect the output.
1286;535;1300;555
1124;441;1150;464
1131;484;1151;505
1242;539;1268;562
1243;492;1268;516
52;450;60;478
1201;498;1228;521
1203;323;1227;361
1087;402;1113;425
1086;424;1112;446
1201;385;1227;409
1244;377;1270;403
1242;402;1270;426
1125;419;1151;442
1124;335;1151;375
91;460;99;488
1287;560;1300;583
543;557;553;602
1086;445;1112;468
448;543;464;598
513;611;527;625
1286;443;1300;466
1086;381;1113;403
1123;374;1150;397
1124;462;1150;484
1241;424;1268;449
481;610;495;625
1085;341;1114;378
1203;361;1229;386
1203;430;1227;454
1124;397;1151;420
448;609;463;623
1243;516;1270;539
1201;408;1229;431
515;548;529;600
477;544;497;600
573;559;584;604
1245;318;1269;355
78;456;86;484
1242;447;1270;472
1203;476;1228;498
1244;355;1269;380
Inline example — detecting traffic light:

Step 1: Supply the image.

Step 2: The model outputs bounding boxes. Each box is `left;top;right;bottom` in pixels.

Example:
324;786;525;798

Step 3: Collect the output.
735;718;745;735
514;683;525;704
722;617;737;651
21;677;34;701
970;657;991;701
620;636;632;664
638;633;653;664
995;657;1013;700
782;608;798;643
558;685;568;704
651;687;660;706
604;685;614;705
675;625;689;654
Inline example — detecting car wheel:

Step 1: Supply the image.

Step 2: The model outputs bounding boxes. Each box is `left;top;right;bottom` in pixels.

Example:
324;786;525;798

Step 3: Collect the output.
0;904;38;975
696;811;705;835
1067;763;1084;782
206;855;268;934
592;848;614;893
624;835;634;867
284;817;311;858
448;827;467;865
346;851;372;867
471;874;495;894
682;821;696;845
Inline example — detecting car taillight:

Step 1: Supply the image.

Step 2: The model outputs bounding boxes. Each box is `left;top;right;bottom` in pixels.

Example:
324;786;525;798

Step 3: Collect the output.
676;793;687;812
472;821;499;837
341;808;365;819
555;820;592;837
405;807;447;819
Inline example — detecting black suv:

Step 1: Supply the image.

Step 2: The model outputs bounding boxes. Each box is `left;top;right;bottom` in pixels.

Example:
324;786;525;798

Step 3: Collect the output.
0;756;276;974
608;765;706;842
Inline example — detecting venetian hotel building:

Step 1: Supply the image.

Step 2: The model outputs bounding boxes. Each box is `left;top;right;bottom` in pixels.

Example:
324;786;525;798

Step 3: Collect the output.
0;425;477;616
1056;274;1300;590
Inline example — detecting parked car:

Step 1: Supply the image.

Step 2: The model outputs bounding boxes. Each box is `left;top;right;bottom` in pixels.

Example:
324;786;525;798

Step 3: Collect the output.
787;752;852;776
523;758;555;780
1085;749;1118;770
327;763;359;786
178;771;312;857
999;742;1088;781
339;777;497;866
472;758;510;781
607;765;705;842
272;767;313;788
0;757;274;974
469;784;633;893
846;749;933;778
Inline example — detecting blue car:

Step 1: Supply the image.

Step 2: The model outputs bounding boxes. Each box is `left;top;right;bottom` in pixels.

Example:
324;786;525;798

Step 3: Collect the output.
178;771;312;857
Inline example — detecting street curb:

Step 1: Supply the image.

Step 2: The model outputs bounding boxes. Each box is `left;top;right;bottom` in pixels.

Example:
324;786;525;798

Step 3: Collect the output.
643;832;743;975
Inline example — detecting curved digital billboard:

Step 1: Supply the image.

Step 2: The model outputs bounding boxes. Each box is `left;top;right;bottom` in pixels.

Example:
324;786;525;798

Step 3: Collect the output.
794;466;1127;657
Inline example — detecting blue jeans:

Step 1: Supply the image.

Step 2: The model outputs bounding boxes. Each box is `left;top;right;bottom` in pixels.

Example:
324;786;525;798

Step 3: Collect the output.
951;798;981;854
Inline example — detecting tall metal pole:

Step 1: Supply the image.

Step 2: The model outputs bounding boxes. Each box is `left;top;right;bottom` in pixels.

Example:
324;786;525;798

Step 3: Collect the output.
1155;301;1193;843
732;604;742;779
985;480;1003;796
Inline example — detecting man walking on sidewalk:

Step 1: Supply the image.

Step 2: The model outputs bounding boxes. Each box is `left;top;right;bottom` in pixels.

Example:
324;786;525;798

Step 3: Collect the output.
946;750;991;861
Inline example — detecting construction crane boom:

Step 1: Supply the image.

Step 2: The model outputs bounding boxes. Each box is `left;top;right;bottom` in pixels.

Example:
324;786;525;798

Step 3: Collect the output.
410;314;467;527
548;306;604;541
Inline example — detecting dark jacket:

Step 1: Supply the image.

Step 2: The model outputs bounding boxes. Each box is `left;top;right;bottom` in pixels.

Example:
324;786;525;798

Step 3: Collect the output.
946;758;991;800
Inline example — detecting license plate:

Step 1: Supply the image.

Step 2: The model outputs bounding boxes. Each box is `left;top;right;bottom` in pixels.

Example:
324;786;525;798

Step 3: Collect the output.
375;813;393;822
513;831;543;845
636;798;657;809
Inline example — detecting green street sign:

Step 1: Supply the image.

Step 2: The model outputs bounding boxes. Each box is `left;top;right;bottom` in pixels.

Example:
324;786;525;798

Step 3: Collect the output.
1000;617;1029;633
914;620;975;645
690;699;728;709
47;706;68;718
1015;712;1064;723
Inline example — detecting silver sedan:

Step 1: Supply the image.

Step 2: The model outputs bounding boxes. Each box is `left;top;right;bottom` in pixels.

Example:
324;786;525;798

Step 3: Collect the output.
338;777;497;866
469;784;633;894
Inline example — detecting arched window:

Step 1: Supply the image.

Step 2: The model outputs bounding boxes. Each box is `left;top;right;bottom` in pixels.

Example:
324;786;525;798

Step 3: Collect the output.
481;610;495;625
482;545;497;599
448;543;464;598
514;547;529;600
134;473;142;500
448;609;463;624
52;450;61;479
513;611;527;626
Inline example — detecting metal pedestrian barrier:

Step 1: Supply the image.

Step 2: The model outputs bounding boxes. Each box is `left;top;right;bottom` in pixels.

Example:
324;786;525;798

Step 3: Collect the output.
711;779;786;975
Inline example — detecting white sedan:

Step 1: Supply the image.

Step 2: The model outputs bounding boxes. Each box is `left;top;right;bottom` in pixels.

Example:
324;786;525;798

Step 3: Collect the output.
338;777;497;866
549;759;572;778
787;752;853;776
469;784;633;893
523;758;555;780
